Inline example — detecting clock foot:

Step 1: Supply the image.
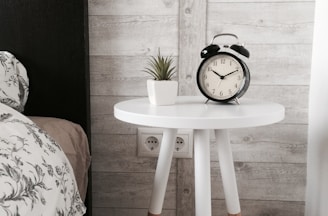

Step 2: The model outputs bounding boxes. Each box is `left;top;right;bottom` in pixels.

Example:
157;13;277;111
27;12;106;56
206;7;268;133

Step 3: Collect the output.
234;97;240;105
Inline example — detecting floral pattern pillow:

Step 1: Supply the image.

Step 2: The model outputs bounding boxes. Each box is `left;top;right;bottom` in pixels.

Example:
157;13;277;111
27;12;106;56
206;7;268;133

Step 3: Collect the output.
0;51;29;112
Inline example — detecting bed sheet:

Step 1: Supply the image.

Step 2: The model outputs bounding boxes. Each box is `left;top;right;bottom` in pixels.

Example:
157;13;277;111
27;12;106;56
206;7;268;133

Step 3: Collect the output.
29;116;91;201
0;102;86;216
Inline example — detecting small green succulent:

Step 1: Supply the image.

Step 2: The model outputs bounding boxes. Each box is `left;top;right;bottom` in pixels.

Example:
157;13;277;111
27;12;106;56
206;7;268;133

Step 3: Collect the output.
143;49;176;80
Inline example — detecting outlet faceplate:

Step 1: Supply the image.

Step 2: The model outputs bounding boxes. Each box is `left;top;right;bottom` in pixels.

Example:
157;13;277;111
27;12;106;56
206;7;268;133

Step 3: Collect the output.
137;127;193;158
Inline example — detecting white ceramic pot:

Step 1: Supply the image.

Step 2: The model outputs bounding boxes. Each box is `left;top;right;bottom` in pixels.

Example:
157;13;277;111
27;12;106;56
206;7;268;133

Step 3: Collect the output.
147;79;178;105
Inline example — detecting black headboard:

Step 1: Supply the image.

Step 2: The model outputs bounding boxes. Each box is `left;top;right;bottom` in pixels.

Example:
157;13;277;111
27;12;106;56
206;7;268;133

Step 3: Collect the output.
0;0;91;214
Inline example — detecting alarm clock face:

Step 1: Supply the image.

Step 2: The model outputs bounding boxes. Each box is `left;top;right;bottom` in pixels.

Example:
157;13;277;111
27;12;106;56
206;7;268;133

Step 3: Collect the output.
197;52;247;102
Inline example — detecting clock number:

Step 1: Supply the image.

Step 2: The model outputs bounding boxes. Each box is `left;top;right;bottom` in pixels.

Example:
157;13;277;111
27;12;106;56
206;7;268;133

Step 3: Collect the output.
212;89;216;94
221;59;225;64
204;74;208;79
213;61;217;66
220;91;223;96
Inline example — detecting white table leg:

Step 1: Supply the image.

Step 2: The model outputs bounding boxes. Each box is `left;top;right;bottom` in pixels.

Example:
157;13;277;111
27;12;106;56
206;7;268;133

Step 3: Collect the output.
194;129;212;216
215;129;241;216
148;128;177;216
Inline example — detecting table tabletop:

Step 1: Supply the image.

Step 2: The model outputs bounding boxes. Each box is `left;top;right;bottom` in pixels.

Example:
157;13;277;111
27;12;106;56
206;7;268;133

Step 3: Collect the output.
114;96;285;129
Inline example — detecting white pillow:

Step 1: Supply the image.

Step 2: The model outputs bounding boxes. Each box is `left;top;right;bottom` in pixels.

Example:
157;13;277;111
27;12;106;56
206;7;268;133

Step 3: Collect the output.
0;51;29;112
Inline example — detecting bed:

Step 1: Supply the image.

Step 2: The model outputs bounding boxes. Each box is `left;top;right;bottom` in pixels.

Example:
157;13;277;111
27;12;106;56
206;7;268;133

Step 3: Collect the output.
0;0;91;215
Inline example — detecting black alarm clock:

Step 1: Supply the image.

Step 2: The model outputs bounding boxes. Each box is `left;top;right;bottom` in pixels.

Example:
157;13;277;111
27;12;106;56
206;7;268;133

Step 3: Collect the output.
196;33;250;104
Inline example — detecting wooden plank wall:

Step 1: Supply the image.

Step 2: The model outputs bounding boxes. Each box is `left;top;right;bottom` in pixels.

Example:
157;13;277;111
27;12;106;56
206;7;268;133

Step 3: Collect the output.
88;0;314;215
89;1;179;215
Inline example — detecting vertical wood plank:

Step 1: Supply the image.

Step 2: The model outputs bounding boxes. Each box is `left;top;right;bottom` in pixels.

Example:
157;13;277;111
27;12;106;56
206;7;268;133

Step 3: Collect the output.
177;159;195;216
177;0;207;215
178;0;207;96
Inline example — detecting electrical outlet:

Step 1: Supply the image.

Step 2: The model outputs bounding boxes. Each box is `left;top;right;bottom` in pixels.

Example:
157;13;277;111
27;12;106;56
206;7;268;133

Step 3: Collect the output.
137;127;193;158
145;136;160;151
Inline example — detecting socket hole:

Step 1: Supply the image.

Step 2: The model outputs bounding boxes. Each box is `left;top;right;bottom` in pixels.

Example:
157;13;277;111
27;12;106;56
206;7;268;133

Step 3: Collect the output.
145;136;159;151
175;136;185;151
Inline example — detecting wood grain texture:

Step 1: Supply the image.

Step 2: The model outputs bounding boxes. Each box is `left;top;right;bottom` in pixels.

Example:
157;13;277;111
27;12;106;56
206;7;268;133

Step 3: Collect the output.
210;124;307;163
89;56;178;96
178;0;207;96
211;162;306;201
89;15;178;56
176;159;195;216
213;200;305;216
233;128;306;163
176;1;207;215
88;0;178;16
207;2;314;44
93;172;176;209
89;0;313;215
91;134;177;172
92;208;175;216
247;44;312;85
89;1;180;214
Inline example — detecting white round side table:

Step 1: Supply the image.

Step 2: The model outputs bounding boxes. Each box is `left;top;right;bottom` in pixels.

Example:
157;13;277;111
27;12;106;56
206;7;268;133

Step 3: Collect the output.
114;96;285;216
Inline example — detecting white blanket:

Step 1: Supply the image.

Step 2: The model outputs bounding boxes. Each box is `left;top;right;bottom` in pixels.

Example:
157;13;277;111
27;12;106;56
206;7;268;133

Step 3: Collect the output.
0;102;86;216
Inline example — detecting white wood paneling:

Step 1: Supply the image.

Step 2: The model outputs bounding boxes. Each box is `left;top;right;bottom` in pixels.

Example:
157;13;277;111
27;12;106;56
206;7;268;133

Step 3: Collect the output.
89;0;178;16
92;172;176;209
89;0;314;215
207;2;314;44
89;15;178;56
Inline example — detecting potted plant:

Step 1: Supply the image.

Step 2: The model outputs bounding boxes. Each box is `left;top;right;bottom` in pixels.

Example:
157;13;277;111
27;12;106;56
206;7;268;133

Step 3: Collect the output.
143;49;178;105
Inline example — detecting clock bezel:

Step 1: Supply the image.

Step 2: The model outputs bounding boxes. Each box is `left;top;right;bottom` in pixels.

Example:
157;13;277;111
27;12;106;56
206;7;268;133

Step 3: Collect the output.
196;52;250;103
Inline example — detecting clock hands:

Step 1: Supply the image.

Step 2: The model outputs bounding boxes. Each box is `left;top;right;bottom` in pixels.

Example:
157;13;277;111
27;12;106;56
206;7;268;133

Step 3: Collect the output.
224;69;239;77
217;79;222;88
211;68;239;79
210;69;225;79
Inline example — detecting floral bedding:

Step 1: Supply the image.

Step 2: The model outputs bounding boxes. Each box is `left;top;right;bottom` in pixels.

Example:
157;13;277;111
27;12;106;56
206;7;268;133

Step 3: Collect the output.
0;102;86;216
0;51;29;112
